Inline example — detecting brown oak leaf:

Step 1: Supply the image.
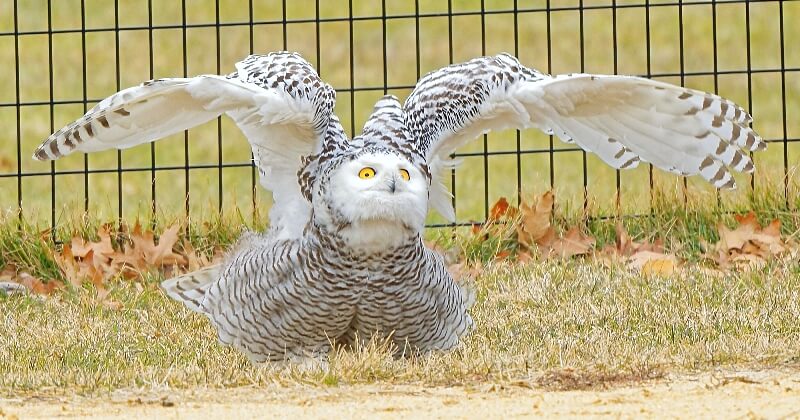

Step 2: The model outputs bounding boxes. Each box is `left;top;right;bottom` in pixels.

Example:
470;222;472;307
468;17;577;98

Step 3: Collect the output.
543;227;595;259
517;191;554;248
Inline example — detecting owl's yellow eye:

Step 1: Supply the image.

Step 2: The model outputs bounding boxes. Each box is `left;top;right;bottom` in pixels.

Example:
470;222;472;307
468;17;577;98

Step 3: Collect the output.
358;167;376;179
399;169;410;181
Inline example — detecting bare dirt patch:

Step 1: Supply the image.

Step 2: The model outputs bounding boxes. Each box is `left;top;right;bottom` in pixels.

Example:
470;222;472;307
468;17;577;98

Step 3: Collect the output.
2;369;799;419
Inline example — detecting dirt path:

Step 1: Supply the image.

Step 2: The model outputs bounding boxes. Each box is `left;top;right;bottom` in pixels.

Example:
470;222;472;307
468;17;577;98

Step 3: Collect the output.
3;370;799;419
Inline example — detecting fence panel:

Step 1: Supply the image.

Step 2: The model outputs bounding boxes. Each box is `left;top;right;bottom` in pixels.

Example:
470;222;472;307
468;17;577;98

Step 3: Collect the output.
1;0;797;228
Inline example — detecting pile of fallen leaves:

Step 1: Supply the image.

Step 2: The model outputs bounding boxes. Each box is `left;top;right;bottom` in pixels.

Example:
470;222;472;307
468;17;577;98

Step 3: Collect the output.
0;222;222;306
701;212;798;272
469;191;799;277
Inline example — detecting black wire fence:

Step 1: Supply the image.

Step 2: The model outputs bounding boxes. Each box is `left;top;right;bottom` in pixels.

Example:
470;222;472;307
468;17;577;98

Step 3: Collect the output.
1;0;798;230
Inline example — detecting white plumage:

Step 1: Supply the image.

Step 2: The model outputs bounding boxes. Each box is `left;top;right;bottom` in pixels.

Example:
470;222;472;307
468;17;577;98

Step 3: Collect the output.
402;54;763;220
34;52;763;363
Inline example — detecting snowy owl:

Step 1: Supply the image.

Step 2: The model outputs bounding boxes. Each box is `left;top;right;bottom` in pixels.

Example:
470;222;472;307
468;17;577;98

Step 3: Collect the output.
33;52;763;362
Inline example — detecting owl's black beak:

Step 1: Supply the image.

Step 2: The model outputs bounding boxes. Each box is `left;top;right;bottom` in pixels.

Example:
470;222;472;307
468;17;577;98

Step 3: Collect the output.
389;178;397;193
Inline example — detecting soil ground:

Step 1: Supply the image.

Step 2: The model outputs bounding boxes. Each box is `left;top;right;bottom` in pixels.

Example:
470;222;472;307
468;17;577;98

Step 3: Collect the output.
2;369;799;419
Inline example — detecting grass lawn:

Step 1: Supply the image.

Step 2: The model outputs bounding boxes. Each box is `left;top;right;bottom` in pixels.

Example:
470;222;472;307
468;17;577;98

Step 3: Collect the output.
2;258;799;394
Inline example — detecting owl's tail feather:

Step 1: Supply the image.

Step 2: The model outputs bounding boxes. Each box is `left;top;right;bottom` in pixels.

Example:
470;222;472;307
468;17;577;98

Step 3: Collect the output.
161;265;221;314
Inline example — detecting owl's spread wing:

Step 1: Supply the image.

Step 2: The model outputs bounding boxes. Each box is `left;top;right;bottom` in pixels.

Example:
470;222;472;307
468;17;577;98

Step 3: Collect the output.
403;54;764;221
33;52;341;238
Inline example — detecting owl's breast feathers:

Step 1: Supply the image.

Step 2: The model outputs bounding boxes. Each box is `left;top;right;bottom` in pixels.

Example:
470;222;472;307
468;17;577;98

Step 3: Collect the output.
191;225;471;362
344;236;474;353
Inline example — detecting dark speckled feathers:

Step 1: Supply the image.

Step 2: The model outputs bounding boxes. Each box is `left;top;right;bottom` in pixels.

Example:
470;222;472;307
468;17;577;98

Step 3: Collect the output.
161;224;473;362
228;52;336;135
402;53;764;208
33;51;347;239
404;54;546;159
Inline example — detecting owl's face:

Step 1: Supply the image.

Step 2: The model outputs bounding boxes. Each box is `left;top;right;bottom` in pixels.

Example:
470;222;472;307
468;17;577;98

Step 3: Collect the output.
315;151;428;250
331;152;428;226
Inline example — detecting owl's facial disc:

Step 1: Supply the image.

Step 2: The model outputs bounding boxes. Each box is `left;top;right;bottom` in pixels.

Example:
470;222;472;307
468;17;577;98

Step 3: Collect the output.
323;152;428;249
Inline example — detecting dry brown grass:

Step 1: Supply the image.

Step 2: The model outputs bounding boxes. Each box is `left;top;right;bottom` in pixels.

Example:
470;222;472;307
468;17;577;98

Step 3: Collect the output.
2;257;799;396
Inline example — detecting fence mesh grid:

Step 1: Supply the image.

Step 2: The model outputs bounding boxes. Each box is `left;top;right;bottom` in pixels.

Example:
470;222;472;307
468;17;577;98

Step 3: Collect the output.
1;0;798;229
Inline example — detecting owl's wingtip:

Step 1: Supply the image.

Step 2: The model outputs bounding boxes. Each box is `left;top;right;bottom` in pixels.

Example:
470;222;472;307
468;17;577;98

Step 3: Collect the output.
32;146;51;161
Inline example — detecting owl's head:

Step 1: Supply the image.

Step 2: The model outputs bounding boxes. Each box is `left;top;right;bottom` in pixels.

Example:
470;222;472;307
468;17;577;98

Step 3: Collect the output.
312;147;429;251
305;95;431;251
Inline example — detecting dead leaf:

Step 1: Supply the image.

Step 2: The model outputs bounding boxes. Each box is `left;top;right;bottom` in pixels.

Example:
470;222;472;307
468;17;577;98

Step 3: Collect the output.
110;243;148;278
183;239;211;272
495;250;512;261
0;264;60;295
696;266;726;279
471;223;482;235
517;191;554;248
733;212;760;227
53;244;83;288
627;251;678;276
717;222;754;251
645;259;673;275
599;224;665;261
705;212;790;270
615;223;633;255
53;244;107;291
544;227;595;259
535;226;558;250
730;253;767;271
15;272;60;295
750;220;786;256
488;197;511;222
517;251;534;264
129;222;187;267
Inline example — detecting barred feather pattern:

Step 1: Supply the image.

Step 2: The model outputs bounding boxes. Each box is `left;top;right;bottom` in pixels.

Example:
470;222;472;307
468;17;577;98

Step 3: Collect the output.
32;51;344;239
187;228;472;362
197;230;360;362
228;52;336;135
404;53;548;158
340;245;474;355
404;54;765;220
33;52;337;162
